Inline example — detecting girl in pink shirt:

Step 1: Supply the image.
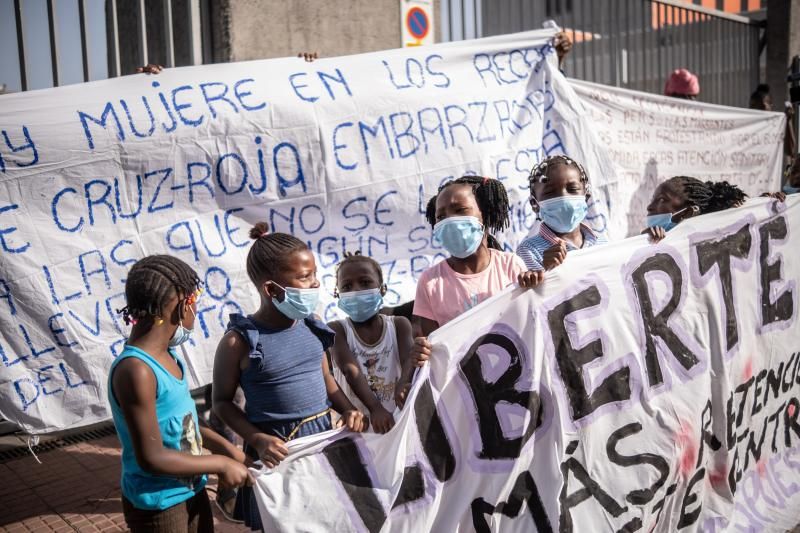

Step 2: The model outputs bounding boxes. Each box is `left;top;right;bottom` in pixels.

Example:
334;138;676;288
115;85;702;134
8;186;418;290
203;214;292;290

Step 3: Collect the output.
400;176;542;397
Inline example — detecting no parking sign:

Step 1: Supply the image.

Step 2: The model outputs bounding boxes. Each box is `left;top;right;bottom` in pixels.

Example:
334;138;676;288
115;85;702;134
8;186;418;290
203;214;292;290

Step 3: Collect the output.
401;0;435;47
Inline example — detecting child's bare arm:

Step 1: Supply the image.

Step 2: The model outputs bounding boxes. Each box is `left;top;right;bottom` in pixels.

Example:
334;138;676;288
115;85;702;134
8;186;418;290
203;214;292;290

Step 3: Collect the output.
112;359;249;486
413;315;439;337
213;332;288;468
328;322;383;411
395;317;414;374
212;332;262;443
322;352;368;432
198;425;247;464
403;315;437;378
394;317;415;409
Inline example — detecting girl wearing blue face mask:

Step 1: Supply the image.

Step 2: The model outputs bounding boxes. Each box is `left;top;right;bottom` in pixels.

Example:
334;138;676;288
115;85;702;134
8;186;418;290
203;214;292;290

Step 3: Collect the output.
110;255;252;533
408;176;543;372
642;176;747;243
516;155;607;271
212;223;366;531
328;252;413;434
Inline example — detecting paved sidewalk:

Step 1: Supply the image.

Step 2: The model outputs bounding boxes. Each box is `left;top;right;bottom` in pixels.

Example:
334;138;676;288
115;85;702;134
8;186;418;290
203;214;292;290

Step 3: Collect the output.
0;434;247;533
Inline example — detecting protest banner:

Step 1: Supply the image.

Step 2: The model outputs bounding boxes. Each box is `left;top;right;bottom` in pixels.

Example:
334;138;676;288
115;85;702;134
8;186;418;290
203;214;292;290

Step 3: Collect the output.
0;29;619;433
253;197;800;532
571;79;786;237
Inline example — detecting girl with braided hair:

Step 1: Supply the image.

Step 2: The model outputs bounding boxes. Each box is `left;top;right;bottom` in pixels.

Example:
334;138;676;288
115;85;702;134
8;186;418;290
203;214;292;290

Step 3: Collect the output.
329;252;413;429
643;176;747;242
409;176;543;370
109;255;251;533
212;222;366;531
516;154;607;272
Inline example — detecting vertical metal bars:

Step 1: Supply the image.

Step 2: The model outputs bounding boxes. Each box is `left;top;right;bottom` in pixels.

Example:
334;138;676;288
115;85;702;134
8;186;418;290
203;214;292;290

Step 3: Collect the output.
46;0;60;86
440;0;762;107
78;0;90;81
108;0;121;77
14;0;28;91
137;0;148;67
189;0;203;65
163;0;175;67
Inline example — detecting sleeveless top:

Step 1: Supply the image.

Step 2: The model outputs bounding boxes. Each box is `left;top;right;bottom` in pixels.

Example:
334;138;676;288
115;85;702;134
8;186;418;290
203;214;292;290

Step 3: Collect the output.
108;345;206;511
227;314;335;423
333;315;401;413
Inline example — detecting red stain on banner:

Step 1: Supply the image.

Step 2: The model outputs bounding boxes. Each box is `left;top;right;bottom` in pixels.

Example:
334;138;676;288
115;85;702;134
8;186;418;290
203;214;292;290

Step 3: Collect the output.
757;459;767;478
742;358;754;381
675;421;697;477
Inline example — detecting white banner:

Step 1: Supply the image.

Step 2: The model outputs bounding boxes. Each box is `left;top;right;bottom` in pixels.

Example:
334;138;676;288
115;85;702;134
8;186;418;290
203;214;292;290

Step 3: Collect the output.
571;80;786;237
254;197;800;532
0;29;619;433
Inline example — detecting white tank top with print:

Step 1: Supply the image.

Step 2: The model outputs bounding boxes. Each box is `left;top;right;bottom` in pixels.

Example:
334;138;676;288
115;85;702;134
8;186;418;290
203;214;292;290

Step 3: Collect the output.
333;315;401;414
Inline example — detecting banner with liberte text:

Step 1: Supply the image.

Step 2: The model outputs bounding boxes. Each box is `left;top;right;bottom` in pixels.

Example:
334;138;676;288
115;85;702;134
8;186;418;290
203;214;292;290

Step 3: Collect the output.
0;29;619;432
254;197;800;532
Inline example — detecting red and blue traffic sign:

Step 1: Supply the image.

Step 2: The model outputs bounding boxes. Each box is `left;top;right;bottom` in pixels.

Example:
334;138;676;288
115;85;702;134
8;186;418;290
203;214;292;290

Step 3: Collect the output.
406;7;430;40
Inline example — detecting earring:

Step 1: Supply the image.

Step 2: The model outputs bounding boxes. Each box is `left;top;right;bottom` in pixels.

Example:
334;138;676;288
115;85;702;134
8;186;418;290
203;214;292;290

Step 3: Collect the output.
155;317;164;325
530;198;541;221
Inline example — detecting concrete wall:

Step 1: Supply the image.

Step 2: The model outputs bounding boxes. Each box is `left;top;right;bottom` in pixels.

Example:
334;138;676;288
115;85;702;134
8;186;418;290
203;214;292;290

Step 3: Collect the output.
212;0;441;63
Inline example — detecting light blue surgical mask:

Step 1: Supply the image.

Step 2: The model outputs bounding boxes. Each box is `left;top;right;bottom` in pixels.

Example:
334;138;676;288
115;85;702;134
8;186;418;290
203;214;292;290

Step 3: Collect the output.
538;196;588;233
784;184;799;195
646;213;677;232
433;216;484;258
338;288;384;323
271;283;320;320
169;308;194;347
645;206;692;232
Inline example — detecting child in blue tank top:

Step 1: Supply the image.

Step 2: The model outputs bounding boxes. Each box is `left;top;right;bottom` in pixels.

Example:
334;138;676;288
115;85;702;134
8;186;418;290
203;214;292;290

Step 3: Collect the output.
108;255;252;533
212;222;367;531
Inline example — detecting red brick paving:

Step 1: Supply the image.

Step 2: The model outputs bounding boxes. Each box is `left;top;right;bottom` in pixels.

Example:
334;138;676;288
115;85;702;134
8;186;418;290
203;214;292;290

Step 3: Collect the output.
0;435;247;532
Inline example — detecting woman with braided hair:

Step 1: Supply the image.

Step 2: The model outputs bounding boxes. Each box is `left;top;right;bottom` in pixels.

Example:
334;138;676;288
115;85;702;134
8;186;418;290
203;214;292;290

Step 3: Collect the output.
408;176;543;371
212;222;367;531
109;255;252;533
516;154;607;272
643;176;748;242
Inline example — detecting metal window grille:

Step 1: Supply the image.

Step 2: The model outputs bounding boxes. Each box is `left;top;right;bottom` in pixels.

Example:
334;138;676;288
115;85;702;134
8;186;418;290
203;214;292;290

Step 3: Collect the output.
441;0;764;108
4;0;211;94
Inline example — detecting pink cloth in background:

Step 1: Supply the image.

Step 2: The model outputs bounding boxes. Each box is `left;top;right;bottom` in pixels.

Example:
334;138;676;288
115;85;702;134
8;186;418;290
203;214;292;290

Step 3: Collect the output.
664;68;700;96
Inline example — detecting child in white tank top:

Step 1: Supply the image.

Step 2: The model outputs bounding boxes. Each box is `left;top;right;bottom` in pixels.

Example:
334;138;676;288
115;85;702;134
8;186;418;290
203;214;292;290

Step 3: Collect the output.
329;253;413;433
335;315;400;413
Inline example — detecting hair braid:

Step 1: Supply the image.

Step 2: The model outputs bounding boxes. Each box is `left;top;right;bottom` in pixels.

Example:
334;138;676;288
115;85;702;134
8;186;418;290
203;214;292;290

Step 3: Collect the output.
120;255;200;325
424;175;511;234
528;155;590;198
706;181;748;213
245;222;309;284
667;176;746;215
335;251;384;287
